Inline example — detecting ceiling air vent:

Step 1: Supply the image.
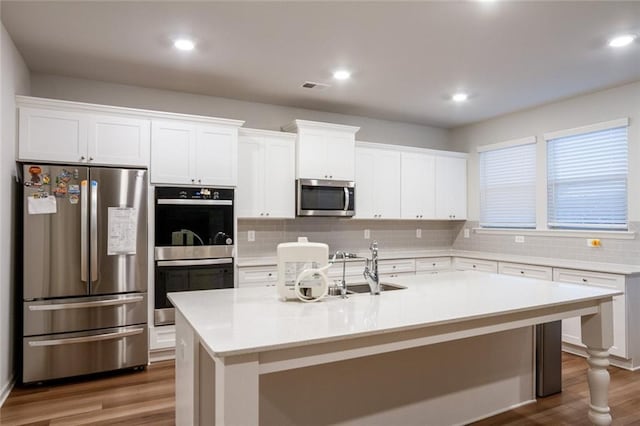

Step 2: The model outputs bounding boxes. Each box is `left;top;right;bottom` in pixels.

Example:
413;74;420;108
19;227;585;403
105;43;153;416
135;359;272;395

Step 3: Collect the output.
301;81;330;90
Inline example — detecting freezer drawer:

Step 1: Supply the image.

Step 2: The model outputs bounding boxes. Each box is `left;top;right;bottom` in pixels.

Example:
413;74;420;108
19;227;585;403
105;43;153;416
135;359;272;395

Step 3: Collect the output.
22;325;148;383
24;293;147;336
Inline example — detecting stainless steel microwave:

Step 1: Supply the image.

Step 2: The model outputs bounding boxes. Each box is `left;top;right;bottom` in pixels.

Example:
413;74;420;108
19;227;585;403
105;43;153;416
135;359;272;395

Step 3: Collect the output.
297;179;355;217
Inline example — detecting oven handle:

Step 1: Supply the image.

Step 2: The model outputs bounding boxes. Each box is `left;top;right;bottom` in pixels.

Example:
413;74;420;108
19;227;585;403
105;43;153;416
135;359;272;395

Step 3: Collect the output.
157;199;232;206
157;258;233;267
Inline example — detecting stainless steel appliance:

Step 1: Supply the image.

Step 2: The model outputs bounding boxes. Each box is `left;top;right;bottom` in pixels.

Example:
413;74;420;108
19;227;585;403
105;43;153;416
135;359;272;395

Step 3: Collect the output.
154;187;235;325
296;179;355;217
20;164;148;383
536;321;562;397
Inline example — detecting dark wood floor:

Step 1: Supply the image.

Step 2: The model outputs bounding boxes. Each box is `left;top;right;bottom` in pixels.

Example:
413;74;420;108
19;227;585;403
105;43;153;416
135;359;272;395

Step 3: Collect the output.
1;353;638;425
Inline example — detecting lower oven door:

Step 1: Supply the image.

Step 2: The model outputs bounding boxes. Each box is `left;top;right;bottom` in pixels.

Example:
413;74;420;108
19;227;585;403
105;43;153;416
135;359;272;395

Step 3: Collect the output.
22;325;148;383
154;258;234;326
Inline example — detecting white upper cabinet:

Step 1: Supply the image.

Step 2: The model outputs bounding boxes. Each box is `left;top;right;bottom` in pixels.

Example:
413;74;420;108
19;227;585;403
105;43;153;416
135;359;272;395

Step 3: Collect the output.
237;129;295;218
150;118;243;186
283;120;359;181
355;144;401;219
18;98;150;167
401;152;435;219
88;114;150;167
434;155;467;220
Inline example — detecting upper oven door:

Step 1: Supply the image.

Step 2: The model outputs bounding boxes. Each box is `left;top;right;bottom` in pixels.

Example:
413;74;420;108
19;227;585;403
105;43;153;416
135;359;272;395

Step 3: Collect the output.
155;187;234;260
297;179;355;217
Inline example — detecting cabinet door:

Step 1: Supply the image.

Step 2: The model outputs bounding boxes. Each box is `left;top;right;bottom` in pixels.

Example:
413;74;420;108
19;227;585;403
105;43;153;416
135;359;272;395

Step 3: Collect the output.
297;132;327;179
236;135;265;218
326;133;355;181
88;115;150;167
195;125;237;186
19;107;88;163
374;149;401;219
354;148;377;218
453;257;498;273
401;152;435;219
263;136;295;218
498;262;552;280
435;156;467;220
151;121;194;185
355;147;401;219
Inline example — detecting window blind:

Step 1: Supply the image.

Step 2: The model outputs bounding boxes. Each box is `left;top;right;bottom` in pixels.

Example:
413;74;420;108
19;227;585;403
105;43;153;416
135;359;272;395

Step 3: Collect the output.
479;142;536;228
547;125;628;230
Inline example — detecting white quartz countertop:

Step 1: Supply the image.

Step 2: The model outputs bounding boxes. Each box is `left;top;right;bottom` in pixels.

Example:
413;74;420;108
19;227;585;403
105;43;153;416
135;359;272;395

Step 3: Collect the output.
236;249;640;275
169;271;620;358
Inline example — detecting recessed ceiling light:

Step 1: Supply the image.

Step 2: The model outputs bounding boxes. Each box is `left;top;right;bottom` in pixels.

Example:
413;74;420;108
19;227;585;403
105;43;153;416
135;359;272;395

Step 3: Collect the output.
452;93;469;102
608;34;636;48
333;70;351;80
174;38;195;51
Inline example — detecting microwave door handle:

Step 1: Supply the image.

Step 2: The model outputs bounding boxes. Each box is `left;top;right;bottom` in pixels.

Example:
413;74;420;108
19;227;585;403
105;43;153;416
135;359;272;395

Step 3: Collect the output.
343;187;350;211
90;180;98;282
80;180;88;283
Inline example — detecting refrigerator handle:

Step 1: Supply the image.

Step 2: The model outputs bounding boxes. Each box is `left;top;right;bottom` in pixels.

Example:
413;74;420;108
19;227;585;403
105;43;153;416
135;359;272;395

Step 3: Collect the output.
90;180;98;282
80;180;88;283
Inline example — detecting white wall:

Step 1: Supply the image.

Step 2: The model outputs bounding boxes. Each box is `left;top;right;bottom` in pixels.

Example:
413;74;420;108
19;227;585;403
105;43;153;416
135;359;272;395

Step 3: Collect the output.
450;80;640;221
0;23;30;404
31;73;452;151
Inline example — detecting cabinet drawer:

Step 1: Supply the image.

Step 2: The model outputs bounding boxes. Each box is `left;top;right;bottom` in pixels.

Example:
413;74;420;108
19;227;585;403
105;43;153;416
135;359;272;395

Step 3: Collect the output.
380;272;415;280
238;266;277;288
378;259;416;275
498;262;552;280
453;257;498;273
416;257;452;272
553;268;625;291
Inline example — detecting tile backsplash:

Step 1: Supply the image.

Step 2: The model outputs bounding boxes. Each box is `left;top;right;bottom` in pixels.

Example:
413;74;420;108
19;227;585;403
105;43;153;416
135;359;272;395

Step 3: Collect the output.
237;218;461;257
238;219;640;265
453;221;640;265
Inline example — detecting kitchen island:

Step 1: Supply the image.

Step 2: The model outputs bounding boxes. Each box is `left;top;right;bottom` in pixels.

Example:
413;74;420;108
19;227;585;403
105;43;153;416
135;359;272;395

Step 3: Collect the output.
169;271;620;425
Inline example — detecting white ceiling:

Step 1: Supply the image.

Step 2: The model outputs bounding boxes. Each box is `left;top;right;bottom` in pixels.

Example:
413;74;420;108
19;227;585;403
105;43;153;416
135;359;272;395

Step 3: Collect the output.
2;1;639;128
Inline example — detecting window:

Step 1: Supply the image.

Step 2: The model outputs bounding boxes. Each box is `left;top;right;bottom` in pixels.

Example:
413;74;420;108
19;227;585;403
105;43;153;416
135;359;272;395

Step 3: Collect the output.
546;119;628;230
479;138;536;228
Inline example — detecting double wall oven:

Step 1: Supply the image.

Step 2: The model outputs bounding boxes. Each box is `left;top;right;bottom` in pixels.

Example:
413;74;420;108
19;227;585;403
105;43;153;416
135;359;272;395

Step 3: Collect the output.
154;187;234;326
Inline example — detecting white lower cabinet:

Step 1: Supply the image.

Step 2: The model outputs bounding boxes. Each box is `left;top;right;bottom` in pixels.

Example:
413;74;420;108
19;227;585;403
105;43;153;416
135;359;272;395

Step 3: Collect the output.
378;259;416;276
553;268;627;359
237;266;278;288
415;257;452;275
453;257;498;273
498;262;552;280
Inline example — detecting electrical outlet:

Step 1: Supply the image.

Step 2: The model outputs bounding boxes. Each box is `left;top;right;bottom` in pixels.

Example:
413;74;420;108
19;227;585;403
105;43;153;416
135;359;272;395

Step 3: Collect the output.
247;230;255;242
364;229;370;240
587;239;601;247
515;235;525;243
463;228;470;238
416;228;422;238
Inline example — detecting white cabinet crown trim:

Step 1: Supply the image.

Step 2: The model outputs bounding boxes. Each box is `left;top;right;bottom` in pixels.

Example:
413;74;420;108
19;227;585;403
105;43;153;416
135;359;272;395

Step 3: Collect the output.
16;96;245;128
356;140;468;159
239;127;296;139
282;119;360;134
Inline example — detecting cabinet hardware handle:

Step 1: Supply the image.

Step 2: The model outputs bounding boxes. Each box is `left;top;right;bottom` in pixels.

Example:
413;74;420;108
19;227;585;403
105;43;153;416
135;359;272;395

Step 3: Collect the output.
329;175;333;178
198;179;202;184
266;213;269;216
520;271;524;274
432;263;436;266
472;265;476;268
260;213;264;216
268;273;272;276
89;157;94;161
191;178;195;183
80;156;86;160
582;278;588;283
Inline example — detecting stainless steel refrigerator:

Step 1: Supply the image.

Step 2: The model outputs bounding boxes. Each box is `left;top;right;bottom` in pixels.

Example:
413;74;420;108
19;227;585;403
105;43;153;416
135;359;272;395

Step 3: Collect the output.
20;164;148;383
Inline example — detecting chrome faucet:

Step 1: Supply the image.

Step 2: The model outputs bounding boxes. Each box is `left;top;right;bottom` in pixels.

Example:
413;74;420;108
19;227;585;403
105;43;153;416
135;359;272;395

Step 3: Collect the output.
330;251;358;298
363;241;380;295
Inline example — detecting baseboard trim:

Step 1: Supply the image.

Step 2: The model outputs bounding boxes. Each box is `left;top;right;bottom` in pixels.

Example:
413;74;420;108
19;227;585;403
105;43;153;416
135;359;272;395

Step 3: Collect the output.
149;348;175;363
0;375;15;408
455;398;536;425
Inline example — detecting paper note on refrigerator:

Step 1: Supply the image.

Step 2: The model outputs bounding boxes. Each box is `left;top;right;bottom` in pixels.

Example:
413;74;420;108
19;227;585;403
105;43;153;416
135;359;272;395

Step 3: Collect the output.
27;196;57;215
107;207;138;255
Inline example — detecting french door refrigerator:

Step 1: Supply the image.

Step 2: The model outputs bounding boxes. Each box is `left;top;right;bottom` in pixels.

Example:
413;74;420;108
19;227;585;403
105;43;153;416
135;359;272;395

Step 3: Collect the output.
20;164;148;383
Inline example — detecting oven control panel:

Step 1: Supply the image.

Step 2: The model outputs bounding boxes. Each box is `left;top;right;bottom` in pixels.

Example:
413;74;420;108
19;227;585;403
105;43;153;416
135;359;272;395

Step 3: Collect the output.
155;186;234;201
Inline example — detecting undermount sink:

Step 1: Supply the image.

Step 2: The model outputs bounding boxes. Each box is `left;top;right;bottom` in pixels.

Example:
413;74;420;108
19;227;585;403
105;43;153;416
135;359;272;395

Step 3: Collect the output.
328;282;407;295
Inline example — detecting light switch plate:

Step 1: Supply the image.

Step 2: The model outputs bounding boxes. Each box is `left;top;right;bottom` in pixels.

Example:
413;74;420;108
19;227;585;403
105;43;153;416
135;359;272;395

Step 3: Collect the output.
364;229;370;240
416;228;422;238
515;235;525;243
463;229;470;238
248;230;255;242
